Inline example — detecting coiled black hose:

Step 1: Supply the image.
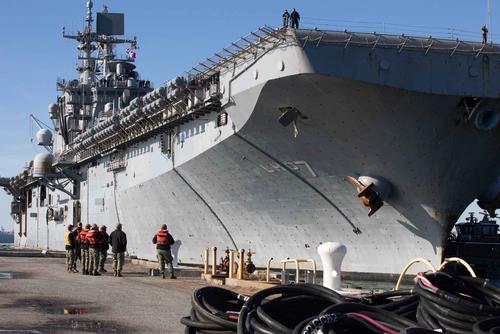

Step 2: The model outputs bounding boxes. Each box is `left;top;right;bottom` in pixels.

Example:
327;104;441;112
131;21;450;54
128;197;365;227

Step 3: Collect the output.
362;289;419;320
237;284;344;333
415;272;500;334
473;316;500;334
181;276;500;334
180;286;248;333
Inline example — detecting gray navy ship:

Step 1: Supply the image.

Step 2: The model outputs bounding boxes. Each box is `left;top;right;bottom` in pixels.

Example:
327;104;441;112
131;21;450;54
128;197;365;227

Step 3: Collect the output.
3;1;500;277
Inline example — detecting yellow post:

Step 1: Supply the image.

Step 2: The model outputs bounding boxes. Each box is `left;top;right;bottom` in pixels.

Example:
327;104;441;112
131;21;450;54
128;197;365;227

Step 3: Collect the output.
229;250;235;279
211;246;217;275
237;249;245;280
203;248;209;275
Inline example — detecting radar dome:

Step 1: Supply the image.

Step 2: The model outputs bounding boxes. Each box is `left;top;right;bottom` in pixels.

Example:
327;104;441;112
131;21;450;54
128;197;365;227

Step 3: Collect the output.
48;104;59;119
33;153;54;178
36;129;53;146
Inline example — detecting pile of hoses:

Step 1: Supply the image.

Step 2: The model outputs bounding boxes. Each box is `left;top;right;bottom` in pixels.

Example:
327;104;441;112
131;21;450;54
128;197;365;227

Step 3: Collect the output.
415;272;500;333
181;286;248;333
181;275;500;333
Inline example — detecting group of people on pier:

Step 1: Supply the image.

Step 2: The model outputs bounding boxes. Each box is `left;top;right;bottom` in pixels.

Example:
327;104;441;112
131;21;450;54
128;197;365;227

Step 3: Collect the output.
64;223;176;279
64;223;127;277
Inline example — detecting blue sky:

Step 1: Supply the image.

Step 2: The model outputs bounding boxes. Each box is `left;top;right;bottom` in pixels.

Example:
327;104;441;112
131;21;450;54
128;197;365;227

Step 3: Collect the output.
0;0;495;230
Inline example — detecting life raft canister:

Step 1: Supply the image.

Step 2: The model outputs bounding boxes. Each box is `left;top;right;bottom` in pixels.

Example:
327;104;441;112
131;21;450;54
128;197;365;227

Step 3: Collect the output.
156;229;169;245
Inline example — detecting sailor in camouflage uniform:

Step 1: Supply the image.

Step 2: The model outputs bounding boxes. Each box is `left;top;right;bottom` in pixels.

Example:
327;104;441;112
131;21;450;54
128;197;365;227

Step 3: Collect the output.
64;224;77;273
79;224;91;275
86;224;101;276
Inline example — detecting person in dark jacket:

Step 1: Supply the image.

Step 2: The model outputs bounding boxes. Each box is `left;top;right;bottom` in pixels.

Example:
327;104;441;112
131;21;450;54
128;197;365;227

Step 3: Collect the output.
282;9;290;28
98;225;109;273
290;8;300;29
73;223;82;272
152;224;176;279
109;224;127;277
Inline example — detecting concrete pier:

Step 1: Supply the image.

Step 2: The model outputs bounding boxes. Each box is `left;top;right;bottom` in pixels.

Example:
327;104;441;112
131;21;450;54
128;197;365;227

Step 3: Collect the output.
0;256;205;333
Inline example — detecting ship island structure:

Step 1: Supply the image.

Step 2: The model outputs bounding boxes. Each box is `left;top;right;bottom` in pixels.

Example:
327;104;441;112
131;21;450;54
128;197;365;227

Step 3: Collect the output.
2;1;500;278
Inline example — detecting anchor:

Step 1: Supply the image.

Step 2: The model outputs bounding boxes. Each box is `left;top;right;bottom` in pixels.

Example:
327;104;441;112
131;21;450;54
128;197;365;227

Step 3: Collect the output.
347;176;391;216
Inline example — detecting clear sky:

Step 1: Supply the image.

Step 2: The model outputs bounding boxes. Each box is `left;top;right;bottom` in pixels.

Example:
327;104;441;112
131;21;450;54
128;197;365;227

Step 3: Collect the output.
0;0;496;230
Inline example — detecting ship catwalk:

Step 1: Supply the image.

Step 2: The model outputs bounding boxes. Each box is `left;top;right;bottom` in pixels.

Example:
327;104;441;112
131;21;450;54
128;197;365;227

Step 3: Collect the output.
4;1;500;277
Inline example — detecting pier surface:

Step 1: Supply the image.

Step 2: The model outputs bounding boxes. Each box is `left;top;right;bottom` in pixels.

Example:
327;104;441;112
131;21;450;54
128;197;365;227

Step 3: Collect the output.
0;256;205;333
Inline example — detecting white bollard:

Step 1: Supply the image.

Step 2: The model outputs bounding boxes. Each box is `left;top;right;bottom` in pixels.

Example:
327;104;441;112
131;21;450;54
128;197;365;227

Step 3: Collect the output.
317;242;347;291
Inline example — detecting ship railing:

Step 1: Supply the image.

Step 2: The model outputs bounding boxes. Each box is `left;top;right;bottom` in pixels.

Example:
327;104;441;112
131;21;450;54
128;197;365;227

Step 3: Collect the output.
298;28;500;57
165;25;288;87
60;82;222;163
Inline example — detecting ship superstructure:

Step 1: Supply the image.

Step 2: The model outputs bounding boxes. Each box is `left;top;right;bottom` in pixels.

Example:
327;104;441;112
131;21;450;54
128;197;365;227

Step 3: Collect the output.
4;1;500;277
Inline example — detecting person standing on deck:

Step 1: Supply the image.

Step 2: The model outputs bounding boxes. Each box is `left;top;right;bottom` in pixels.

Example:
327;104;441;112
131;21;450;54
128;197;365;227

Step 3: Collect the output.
98;225;109;273
282;9;290;28
64;225;77;273
79;224;91;275
482;25;489;45
290;8;300;29
109;224;127;277
152;224;176;279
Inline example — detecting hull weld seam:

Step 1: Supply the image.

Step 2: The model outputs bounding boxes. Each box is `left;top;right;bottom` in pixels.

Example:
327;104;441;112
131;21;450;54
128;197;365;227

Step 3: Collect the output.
173;168;239;249
235;133;362;235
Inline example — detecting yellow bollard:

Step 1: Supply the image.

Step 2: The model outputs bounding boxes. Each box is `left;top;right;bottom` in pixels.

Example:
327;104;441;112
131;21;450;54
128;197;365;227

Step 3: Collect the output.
237;249;245;280
203;248;209;275
211;247;217;275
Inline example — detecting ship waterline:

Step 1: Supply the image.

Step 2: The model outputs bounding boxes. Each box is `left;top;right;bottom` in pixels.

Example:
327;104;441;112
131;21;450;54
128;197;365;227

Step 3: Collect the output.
6;3;500;277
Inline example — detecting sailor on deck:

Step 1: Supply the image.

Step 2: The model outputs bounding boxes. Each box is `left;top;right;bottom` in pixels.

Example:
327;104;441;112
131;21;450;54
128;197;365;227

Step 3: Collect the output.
290;8;300;29
482;25;489;45
282;9;290;28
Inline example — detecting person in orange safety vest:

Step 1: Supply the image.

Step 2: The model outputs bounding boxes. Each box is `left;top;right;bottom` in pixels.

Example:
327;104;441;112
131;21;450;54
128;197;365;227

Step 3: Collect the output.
152;224;176;279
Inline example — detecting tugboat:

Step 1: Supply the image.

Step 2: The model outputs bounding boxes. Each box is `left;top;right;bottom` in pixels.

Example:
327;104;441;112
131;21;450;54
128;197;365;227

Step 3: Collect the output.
445;212;500;278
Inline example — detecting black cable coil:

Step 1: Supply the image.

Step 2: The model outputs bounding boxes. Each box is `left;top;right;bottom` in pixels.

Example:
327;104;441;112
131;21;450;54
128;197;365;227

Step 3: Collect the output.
181;275;500;334
181;286;248;333
182;284;425;333
415;272;500;334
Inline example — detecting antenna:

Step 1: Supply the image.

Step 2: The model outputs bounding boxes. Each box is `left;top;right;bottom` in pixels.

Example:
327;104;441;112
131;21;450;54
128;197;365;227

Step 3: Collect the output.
488;0;493;43
86;0;94;32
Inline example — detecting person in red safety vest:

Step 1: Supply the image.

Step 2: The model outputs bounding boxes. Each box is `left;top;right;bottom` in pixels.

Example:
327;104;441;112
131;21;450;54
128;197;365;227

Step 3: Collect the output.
86;224;101;276
79;224;91;275
152;224;176;279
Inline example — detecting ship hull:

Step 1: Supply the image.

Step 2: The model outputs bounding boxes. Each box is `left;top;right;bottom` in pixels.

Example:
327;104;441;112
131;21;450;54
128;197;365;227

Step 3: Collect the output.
12;29;500;276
